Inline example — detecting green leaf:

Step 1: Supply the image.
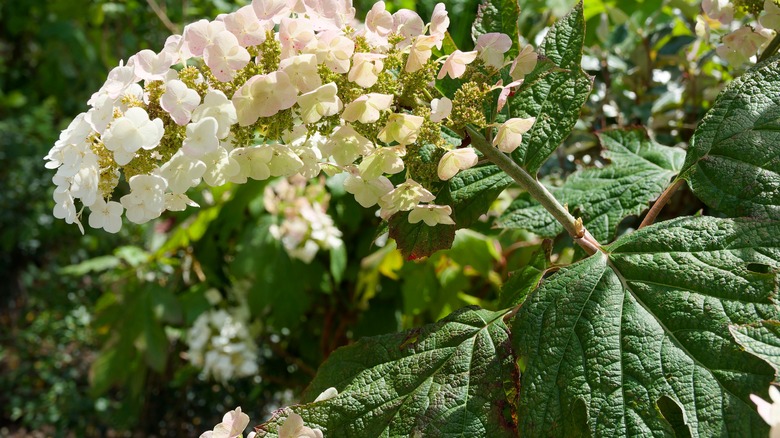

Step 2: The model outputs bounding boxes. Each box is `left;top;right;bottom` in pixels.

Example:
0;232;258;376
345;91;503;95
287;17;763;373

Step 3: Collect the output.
512;216;780;436
731;320;780;380
506;2;592;173
539;1;585;70
388;211;456;260
329;243;347;284
500;128;685;242
499;241;550;308
446;163;513;226
471;0;520;58
680;55;780;218
256;307;518;437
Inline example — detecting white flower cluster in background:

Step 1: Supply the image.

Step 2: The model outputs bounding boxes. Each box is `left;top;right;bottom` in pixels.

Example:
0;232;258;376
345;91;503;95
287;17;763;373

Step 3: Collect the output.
187;306;259;382
697;0;780;66
45;0;538;234
265;175;343;263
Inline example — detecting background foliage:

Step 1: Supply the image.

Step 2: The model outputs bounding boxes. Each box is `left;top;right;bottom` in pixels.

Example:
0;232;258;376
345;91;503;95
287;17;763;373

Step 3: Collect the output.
0;0;751;435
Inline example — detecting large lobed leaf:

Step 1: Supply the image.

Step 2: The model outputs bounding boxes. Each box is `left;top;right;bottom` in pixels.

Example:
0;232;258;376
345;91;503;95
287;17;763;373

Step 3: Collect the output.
255;307;517;437
681;55;780;219
500;128;685;243
508;1;593;173
511;216;780;436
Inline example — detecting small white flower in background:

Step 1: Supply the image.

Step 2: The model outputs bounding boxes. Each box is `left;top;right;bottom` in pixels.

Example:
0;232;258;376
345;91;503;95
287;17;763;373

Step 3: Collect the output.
437;147;478;180
476;33;512;69
429;97;452;123
408;204;455;226
493;117;536;153
716;26;769;66
438;50;478;80
187;308;259;382
762;0;780;31
263;177;343;263
199;406;250;438
751;385;780;438
278;413;323;438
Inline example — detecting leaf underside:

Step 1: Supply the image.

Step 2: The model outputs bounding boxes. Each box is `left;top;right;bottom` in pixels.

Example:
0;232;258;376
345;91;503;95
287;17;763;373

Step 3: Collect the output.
255;307;518;438
511;216;780;436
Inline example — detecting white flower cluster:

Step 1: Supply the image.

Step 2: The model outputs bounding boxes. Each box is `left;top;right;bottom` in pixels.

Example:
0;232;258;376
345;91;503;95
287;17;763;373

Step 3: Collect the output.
697;0;780;66
187;307;259;382
46;0;538;234
265;175;343;263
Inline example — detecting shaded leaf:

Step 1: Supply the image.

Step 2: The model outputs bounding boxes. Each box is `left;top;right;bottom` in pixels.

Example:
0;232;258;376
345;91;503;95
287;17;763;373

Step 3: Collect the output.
681;55;780;218
512;216;780;436
388;211;456;260
256;307;517;437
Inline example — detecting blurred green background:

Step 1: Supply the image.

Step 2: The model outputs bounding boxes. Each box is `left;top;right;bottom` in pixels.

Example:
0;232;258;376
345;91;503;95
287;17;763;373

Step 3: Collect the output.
0;0;716;435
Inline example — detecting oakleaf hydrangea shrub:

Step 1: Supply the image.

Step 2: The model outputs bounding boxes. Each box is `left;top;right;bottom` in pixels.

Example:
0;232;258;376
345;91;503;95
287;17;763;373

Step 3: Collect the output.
46;0;780;436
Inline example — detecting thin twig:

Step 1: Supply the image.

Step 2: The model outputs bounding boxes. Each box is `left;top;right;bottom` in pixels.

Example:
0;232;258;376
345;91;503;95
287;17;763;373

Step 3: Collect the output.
146;0;179;35
466;126;602;255
639;179;684;229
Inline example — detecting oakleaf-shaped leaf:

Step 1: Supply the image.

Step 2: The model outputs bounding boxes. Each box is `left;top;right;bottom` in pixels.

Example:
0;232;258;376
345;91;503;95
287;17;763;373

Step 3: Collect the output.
680;55;780;218
731;320;780;380
500;128;685;242
512;216;780;436
256;307;518;437
508;2;592;173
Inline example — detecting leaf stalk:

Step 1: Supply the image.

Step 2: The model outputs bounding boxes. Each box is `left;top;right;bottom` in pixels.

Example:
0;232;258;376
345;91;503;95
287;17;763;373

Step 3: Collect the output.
466;126;602;255
638;178;684;229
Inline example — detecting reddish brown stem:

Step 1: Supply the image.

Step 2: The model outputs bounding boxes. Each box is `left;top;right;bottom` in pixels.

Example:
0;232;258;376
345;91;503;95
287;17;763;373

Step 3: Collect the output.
639;179;684;229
